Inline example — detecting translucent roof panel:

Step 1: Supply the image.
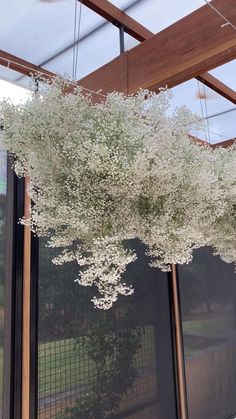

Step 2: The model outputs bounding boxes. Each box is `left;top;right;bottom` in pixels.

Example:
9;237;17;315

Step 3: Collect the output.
195;109;236;144
0;0;204;84
209;61;236;91
0;66;32;89
170;79;235;116
0;79;29;103
170;79;236;144
125;0;203;33
0;0;234;88
0;0;105;65
40;22;120;80
0;0;235;147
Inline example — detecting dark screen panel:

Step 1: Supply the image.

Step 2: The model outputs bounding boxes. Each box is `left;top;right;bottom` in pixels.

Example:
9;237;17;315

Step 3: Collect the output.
0;153;6;417
37;241;177;418
179;248;236;419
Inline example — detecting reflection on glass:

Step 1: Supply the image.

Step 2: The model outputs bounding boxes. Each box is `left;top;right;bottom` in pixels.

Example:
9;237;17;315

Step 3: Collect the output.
179;248;236;419
0;153;6;417
37;241;177;419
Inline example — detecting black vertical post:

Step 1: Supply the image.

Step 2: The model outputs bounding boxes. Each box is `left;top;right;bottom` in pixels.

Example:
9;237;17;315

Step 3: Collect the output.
2;159;25;419
153;270;180;419
29;233;38;419
119;26;125;54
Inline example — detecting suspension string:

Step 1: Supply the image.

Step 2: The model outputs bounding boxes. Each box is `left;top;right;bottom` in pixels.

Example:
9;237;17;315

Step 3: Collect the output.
0;56;106;97
202;81;211;144
72;0;78;80
74;0;83;81
201;0;236;31
1;54;231;142
197;80;210;143
72;0;83;81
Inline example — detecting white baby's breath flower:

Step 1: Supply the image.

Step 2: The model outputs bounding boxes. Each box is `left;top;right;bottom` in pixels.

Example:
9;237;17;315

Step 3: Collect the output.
1;76;236;308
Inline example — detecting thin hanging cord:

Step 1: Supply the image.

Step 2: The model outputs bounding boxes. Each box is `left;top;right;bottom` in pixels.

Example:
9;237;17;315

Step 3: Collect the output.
1;55;107;97
72;0;78;80
202;80;211;144
72;0;83;81
74;0;83;80
197;80;210;143
1;54;232;142
202;0;236;31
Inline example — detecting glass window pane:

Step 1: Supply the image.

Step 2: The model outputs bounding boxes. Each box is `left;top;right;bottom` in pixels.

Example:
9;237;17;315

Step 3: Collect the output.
0;152;7;415
210;61;236;91
37;240;177;418
179;248;236;419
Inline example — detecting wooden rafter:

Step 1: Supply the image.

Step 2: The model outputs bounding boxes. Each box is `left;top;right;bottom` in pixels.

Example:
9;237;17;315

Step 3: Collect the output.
78;0;153;42
75;0;236;94
0;50;54;81
1;0;236;101
213;138;236;148
196;73;236;104
0;50;234;150
79;0;236;104
189;135;236;148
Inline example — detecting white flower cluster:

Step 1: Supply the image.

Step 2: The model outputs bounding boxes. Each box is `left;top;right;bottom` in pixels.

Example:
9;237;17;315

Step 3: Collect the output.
1;78;236;309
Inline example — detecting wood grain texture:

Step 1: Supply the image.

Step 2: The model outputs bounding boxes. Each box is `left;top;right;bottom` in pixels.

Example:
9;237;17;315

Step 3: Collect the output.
76;53;128;96
81;0;236;103
1;0;235;102
171;264;188;419
0;49;54;80
79;0;153;41
196;73;236;104
76;0;236;94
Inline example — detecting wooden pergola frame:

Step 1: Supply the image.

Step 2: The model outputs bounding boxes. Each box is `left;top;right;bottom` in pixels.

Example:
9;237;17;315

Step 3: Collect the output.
1;0;235;103
1;1;235;419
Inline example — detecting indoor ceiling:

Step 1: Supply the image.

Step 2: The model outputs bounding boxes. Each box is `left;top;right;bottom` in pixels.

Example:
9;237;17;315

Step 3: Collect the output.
0;0;235;143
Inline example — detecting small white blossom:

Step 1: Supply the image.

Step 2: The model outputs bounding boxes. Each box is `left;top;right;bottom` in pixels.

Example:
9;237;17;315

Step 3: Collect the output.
0;77;236;309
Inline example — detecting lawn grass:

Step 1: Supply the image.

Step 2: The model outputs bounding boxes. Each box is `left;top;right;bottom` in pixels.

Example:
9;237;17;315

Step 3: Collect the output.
40;318;234;398
38;325;155;399
38;338;92;398
183;317;235;356
183;317;235;338
1;318;234;404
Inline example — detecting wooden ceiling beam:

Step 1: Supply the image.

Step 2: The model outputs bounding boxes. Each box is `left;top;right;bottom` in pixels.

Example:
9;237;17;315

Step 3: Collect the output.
80;0;236;104
1;1;235;103
78;0;153;42
0;51;235;150
75;0;236;97
0;50;54;81
212;138;236;148
196;72;236;104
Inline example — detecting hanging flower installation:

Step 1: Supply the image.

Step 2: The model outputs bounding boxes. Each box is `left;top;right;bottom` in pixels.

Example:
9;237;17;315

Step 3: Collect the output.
0;78;236;309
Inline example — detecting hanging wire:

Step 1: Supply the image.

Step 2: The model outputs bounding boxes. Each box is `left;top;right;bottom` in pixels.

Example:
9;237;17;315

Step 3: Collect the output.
74;0;83;80
197;80;211;143
72;0;78;80
0;56;107;97
1;54;232;143
193;0;236;144
202;80;211;144
2;0;235;142
72;0;83;81
201;0;236;31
